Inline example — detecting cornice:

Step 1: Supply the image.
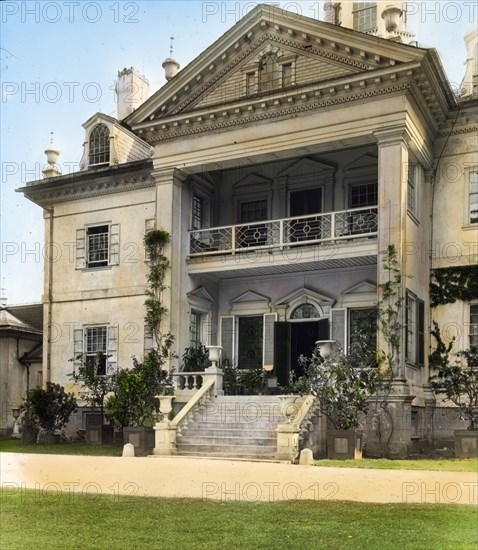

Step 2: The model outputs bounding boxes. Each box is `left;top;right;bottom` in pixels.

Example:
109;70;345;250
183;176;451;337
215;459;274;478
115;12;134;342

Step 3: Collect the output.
18;163;154;207
138;80;412;143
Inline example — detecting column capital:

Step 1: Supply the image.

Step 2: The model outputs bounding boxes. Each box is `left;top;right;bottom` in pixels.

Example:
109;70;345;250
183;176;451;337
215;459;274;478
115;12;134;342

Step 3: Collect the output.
151;167;187;187
373;126;411;146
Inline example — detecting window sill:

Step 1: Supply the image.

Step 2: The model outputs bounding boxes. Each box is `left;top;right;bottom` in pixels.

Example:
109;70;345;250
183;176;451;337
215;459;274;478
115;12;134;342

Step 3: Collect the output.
462;224;478;231
406;361;423;370
81;265;113;272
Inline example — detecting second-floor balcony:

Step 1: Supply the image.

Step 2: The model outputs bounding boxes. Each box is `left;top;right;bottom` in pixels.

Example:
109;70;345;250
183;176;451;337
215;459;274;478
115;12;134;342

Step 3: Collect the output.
189;206;378;257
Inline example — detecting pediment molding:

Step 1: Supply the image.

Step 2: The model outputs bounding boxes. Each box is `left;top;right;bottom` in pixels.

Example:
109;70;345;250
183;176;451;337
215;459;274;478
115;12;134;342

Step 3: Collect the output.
127;5;430;129
275;287;335;308
278;158;335;180
231;290;270;305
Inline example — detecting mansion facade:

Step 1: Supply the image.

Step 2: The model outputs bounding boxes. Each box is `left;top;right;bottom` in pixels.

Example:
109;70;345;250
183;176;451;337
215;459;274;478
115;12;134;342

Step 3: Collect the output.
18;4;477;456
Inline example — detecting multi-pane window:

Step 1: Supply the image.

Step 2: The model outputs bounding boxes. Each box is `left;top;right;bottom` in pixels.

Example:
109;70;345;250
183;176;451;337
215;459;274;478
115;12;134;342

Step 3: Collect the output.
238;316;263;369
89;124;110;166
407;163;416;215
246;72;256;95
240;199;268;223
282;63;292;87
87;225;109;267
470;170;478;224
349;308;377;357
350;183;377;208
470;304;478;350
85;326;107;375
353;2;377;32
259;54;279;92
190;311;202;348
406;293;425;366
192;195;203;230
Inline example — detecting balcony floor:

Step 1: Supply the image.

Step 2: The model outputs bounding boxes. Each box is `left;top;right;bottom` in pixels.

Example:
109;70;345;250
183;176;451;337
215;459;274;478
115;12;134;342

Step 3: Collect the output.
187;238;378;279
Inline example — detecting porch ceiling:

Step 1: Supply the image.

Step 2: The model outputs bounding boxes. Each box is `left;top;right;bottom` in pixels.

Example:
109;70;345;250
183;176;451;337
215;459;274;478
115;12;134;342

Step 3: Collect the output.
187;246;377;280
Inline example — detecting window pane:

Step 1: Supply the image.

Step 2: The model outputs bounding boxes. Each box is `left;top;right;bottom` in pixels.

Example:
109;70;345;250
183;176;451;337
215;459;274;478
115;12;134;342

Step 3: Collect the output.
190;311;201;348
238;317;263;369
87;225;109;267
85;326;107;376
470;171;478;224
350;183;377;208
470;305;478;349
192;195;203;230
89;124;110;165
349;308;377;355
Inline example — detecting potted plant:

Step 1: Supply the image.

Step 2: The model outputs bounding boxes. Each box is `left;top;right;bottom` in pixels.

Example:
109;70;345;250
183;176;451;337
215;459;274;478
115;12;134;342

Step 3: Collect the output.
181;344;211;372
106;347;174;455
429;322;478;458
19;399;39;443
294;334;383;459
20;383;77;444
238;365;266;395
68;353;115;444
106;229;175;456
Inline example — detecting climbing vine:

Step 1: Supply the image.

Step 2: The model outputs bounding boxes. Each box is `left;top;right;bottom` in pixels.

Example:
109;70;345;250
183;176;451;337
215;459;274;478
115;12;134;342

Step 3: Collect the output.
430;265;478;307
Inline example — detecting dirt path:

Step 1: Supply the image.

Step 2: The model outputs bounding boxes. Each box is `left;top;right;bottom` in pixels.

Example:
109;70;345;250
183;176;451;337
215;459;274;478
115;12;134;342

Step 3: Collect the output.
1;452;476;505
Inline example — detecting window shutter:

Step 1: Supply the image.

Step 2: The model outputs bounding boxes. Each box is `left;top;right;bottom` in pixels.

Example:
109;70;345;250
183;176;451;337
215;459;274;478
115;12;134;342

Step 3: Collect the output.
107;325;118;373
73;328;83;370
109;224;120;265
273;322;290;387
417;300;425;366
76;229;86;269
330;308;346;353
220;316;235;366
263;313;277;368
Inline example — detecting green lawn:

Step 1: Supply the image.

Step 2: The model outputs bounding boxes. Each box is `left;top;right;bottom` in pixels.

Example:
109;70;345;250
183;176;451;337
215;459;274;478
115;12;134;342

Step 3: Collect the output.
0;439;122;456
315;458;478;472
1;491;476;550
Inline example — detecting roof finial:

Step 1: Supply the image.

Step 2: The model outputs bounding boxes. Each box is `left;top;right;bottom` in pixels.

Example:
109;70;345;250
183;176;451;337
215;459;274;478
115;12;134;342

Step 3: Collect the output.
1;279;7;308
169;35;175;57
42;131;61;178
162;36;180;81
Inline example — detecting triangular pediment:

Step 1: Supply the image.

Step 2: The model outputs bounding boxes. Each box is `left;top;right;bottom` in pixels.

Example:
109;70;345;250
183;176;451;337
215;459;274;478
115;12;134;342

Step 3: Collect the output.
278;158;335;181
344;154;378;172
126;5;454;140
188;286;214;304
343;281;377;295
234;173;272;191
341;281;377;307
231;290;270;304
275;287;335;308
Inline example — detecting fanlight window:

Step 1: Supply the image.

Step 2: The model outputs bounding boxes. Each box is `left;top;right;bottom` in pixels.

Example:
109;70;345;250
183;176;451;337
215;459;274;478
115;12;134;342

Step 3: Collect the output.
89;124;110;166
291;304;320;320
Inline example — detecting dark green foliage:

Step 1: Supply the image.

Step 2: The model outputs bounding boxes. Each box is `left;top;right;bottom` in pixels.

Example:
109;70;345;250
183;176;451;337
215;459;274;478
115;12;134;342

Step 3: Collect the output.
430;265;478;307
182;344;211;372
20;383;77;434
378;245;403;374
143;229;171;348
293;338;384;430
106;349;173;428
69;353;115;419
429;321;478;429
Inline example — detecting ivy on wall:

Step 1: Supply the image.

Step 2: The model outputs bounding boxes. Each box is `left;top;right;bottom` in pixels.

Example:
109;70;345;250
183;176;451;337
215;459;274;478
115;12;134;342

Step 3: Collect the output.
430;265;478;307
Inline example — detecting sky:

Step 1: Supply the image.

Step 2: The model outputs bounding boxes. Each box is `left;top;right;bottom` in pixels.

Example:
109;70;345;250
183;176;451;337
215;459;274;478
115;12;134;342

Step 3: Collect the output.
1;0;476;305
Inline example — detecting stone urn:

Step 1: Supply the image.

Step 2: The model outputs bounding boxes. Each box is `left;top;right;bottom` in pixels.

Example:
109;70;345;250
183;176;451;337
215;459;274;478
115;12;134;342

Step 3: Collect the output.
206;345;222;366
316;340;336;359
158;395;175;416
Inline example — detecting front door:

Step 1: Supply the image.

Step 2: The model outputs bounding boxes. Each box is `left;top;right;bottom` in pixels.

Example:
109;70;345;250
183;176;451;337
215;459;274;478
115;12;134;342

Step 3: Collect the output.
274;319;329;385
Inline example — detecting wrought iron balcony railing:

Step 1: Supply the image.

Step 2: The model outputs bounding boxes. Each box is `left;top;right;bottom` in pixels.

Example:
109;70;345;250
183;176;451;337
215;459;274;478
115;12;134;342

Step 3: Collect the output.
189;206;378;257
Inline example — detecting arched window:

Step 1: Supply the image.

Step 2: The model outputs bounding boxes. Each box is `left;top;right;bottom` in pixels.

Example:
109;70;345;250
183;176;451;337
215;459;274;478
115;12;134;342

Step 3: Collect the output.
259;53;279;92
89;124;110;165
290;304;321;320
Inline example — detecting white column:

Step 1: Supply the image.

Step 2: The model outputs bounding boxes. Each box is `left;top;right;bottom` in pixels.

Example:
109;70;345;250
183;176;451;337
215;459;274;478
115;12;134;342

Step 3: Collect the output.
374;128;409;381
152;168;187;360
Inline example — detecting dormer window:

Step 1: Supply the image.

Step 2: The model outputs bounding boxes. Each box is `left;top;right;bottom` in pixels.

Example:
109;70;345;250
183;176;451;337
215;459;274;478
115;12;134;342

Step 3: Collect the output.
89;124;110;166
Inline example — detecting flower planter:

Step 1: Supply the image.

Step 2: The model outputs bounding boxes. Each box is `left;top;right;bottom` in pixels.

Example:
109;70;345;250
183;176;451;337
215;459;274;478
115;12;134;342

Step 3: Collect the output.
39;432;61;444
21;428;38;444
123;426;155;456
85;412;113;444
454;430;478;458
326;430;363;459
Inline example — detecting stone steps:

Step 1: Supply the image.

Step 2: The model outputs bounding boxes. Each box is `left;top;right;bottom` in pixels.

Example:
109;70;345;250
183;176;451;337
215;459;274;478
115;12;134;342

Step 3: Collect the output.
176;395;283;460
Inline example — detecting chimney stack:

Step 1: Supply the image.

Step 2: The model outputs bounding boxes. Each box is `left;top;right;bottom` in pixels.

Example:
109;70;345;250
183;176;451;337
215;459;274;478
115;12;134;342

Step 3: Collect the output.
116;67;149;120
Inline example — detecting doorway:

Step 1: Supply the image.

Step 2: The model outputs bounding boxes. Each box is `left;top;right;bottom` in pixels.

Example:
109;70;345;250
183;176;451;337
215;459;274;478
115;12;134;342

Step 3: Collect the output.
290;320;329;378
